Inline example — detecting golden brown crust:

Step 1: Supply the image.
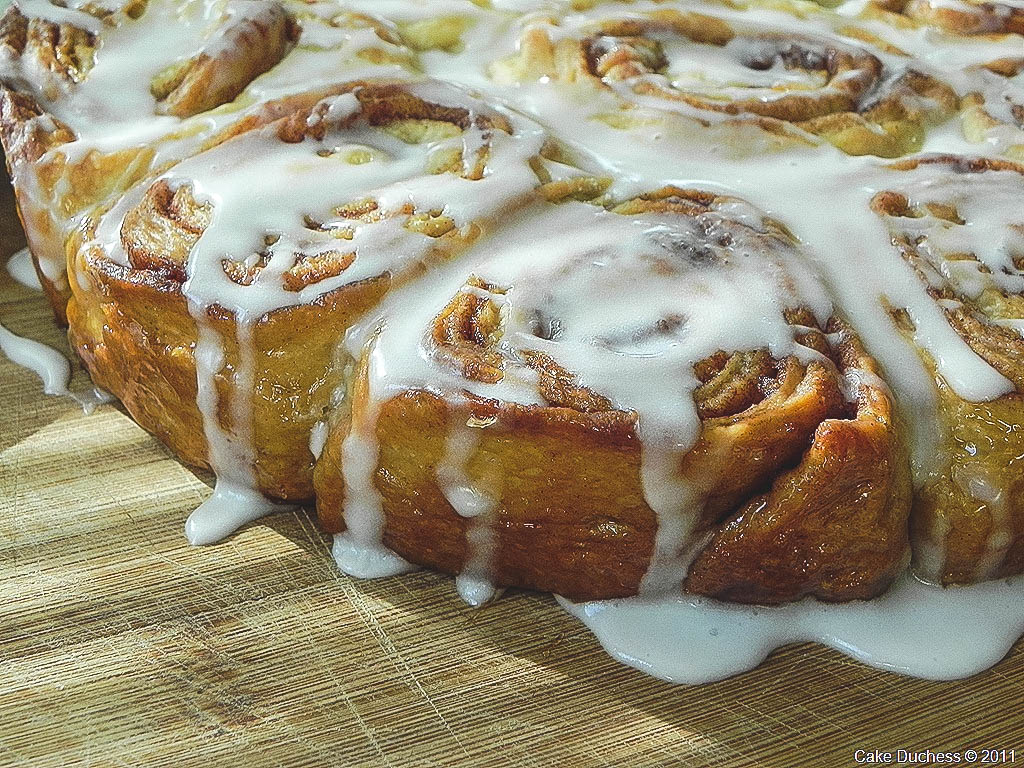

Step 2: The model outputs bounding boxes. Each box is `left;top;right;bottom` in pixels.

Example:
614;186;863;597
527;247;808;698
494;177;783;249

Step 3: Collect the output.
911;382;1024;584
685;325;911;603
315;321;909;602
150;4;299;118
313;188;911;603
872;155;1024;583
316;381;657;601
68;237;391;499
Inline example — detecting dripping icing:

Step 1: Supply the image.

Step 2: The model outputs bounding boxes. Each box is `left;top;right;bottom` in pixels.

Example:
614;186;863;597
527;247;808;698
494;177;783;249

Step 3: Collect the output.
436;410;501;606
0;321;70;395
6;248;42;290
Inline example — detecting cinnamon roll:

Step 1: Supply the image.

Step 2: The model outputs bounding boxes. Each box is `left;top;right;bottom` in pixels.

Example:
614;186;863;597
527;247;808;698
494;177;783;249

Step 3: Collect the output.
0;0;299;320
0;0;419;323
869;154;1024;583
2;0;1024;670
490;8;959;157
865;0;1024;37
314;189;910;603
67;81;558;502
960;58;1024;159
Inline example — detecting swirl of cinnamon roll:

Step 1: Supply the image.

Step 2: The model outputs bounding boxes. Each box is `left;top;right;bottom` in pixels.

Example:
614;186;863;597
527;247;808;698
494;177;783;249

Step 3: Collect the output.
867;0;1024;36
149;4;298;118
0;3;100;102
0;0;300;320
0;0;422;322
490;8;958;157
67;81;556;501
960;58;1024;159
869;154;1024;583
314;188;910;603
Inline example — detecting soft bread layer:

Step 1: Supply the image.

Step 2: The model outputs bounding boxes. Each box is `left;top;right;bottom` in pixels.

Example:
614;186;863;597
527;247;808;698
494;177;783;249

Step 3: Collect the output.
315;326;911;603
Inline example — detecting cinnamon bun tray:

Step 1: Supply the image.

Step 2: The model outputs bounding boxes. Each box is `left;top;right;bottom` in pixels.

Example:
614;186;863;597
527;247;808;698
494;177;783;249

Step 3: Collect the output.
1;190;1023;768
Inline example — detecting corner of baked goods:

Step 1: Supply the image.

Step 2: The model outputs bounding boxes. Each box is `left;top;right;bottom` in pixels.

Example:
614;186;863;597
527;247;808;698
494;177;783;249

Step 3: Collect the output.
685;326;912;604
316;310;913;604
0;85;76;324
308;182;926;604
866;155;1024;586
150;1;300;118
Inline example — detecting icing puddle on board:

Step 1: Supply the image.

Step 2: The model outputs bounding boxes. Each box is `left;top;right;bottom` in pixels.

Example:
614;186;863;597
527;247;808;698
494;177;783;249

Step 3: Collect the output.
558;572;1024;683
0;319;117;411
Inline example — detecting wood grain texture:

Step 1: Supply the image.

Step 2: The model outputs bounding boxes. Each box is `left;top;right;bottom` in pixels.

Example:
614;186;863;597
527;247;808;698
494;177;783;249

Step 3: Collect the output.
0;171;1022;768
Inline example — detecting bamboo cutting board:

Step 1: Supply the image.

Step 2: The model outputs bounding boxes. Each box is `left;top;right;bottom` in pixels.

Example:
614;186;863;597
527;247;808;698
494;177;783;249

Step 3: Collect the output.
1;176;1023;768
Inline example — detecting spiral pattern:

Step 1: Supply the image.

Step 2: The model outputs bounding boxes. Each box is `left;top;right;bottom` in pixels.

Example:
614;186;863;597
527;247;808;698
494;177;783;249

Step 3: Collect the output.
492;8;959;156
68;79;551;501
311;188;911;603
868;0;1024;36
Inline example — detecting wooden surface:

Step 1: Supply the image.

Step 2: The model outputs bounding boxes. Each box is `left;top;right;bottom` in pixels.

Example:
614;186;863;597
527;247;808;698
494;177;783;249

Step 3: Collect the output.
1;178;1023;768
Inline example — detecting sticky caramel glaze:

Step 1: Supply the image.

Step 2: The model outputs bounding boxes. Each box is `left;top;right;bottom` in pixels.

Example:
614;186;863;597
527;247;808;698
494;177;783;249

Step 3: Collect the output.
316;322;909;603
66;243;389;499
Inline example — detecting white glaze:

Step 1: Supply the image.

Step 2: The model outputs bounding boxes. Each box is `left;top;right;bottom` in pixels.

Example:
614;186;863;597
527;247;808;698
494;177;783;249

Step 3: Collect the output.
6;247;42;290
0;321;70;394
308;419;329;460
334;368;418;579
436;412;501;606
558;572;1024;684
186;478;293;545
70;385;114;415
